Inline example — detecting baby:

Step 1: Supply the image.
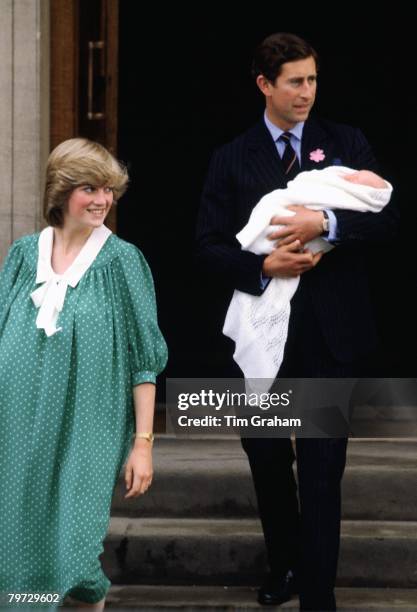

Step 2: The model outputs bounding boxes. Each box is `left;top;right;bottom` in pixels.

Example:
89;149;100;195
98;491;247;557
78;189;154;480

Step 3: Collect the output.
236;166;391;256
223;165;393;389
342;169;387;187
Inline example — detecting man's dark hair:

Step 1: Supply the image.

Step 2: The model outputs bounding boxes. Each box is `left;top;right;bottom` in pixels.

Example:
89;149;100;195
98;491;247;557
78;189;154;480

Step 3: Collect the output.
251;32;319;82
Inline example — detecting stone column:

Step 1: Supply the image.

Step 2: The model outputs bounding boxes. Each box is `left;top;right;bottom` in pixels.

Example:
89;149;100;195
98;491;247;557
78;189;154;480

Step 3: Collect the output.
0;0;49;263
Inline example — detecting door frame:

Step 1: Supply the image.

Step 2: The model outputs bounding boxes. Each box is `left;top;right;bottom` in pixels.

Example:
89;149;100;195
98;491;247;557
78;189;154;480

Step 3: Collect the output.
50;0;119;230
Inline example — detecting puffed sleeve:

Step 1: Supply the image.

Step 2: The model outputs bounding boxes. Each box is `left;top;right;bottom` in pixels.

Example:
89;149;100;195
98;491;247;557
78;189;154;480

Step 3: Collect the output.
117;243;168;385
0;242;26;316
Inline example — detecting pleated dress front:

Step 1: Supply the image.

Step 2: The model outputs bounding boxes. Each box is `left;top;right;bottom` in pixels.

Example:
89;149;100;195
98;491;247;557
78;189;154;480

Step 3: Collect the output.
0;227;167;605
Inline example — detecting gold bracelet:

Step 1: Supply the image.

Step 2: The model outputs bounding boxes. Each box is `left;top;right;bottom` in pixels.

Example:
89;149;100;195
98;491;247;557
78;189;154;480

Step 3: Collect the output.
133;432;155;443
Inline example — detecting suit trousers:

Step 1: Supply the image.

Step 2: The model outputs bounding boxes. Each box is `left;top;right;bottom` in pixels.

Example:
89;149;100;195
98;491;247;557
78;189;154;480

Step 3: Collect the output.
241;274;366;611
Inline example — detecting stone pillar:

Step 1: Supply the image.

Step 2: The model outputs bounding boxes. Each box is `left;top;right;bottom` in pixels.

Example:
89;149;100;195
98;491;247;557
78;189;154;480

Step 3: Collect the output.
0;0;49;263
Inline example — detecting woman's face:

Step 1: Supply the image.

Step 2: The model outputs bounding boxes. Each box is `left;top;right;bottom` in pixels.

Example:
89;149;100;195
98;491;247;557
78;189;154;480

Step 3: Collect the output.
64;185;113;229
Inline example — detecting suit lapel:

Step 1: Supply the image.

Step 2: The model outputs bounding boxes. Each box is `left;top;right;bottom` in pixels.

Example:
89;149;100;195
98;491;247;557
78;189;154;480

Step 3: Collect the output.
246;120;286;191
241;116;339;223
301;117;333;171
246;117;335;190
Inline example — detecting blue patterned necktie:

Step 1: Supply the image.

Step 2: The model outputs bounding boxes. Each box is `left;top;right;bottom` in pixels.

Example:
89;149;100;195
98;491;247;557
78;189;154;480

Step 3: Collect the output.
279;132;300;180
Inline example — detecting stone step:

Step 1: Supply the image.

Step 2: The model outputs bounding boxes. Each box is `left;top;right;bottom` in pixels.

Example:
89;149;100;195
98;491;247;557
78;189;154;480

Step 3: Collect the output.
63;585;417;610
102;518;417;588
111;438;417;520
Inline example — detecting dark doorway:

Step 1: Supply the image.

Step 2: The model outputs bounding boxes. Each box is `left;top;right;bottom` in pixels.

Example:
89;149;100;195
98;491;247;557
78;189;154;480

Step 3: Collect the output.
117;9;414;381
50;0;119;230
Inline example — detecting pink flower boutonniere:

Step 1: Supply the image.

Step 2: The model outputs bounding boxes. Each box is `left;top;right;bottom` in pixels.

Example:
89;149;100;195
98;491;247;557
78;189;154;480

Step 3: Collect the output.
309;149;325;163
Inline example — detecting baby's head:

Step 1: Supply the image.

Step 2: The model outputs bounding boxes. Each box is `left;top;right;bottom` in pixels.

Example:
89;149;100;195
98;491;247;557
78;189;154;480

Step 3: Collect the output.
341;170;387;189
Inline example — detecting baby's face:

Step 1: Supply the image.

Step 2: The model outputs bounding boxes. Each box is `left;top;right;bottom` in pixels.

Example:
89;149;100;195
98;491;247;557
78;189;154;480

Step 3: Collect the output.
341;170;386;189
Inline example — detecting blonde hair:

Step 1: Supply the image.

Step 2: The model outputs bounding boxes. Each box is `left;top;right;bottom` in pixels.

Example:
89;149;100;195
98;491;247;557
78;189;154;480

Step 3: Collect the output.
44;138;129;227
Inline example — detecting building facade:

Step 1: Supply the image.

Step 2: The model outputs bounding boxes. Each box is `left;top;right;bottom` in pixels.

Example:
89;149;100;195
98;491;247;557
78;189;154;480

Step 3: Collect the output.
0;0;49;263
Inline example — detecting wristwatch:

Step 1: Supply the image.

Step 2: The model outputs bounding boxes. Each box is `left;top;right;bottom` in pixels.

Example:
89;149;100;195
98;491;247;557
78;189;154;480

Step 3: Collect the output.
321;210;330;235
134;432;155;443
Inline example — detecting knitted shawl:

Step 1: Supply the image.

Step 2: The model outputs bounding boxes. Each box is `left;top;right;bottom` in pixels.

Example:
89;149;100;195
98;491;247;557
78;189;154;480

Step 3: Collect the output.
223;166;393;388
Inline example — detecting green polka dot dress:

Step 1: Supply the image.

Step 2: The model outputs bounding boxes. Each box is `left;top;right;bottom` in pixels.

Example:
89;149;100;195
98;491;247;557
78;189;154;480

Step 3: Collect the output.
0;230;168;606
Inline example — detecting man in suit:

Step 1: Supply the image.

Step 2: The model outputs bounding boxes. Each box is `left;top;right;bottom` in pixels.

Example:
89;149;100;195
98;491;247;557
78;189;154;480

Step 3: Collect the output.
196;33;397;611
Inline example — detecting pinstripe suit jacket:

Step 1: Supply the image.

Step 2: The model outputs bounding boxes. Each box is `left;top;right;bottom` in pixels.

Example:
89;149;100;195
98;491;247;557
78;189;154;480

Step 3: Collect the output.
196;116;398;364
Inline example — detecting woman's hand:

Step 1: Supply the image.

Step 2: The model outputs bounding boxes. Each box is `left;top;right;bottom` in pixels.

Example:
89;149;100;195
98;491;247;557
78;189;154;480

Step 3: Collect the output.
124;440;153;498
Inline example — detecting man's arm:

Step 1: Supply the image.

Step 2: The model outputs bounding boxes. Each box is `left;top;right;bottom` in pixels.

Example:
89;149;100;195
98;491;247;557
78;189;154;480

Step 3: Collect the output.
196;148;266;295
332;129;399;244
261;129;399;247
196;147;322;294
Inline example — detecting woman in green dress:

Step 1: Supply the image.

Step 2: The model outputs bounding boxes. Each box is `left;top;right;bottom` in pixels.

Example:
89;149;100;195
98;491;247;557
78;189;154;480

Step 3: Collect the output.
0;138;168;609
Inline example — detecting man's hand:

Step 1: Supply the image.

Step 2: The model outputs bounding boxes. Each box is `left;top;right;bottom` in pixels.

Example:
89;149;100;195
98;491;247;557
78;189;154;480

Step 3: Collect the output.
268;205;324;246
262;239;323;278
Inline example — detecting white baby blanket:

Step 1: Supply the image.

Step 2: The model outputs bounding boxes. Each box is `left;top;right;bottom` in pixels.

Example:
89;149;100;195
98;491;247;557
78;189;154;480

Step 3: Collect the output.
223;166;392;386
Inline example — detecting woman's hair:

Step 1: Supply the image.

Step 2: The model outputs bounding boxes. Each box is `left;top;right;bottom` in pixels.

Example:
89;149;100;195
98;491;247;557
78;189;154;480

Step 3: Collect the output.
44;138;129;227
251;32;319;83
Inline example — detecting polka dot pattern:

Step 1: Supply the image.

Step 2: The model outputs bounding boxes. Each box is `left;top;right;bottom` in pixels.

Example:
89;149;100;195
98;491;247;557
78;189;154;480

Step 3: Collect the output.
0;233;168;606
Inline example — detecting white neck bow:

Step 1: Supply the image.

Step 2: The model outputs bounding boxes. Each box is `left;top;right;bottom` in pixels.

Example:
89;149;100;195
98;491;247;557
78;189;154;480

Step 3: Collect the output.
31;225;112;336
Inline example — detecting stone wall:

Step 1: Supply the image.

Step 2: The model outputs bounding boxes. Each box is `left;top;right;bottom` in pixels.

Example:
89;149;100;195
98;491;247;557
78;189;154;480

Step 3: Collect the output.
0;0;49;263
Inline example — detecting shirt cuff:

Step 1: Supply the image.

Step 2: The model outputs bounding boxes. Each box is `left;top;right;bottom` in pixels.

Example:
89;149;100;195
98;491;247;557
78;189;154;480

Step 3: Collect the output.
260;272;271;290
323;209;338;242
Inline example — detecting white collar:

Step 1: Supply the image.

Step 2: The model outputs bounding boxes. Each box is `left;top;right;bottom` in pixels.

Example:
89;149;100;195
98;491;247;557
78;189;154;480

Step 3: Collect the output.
263;111;304;143
31;225;112;336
